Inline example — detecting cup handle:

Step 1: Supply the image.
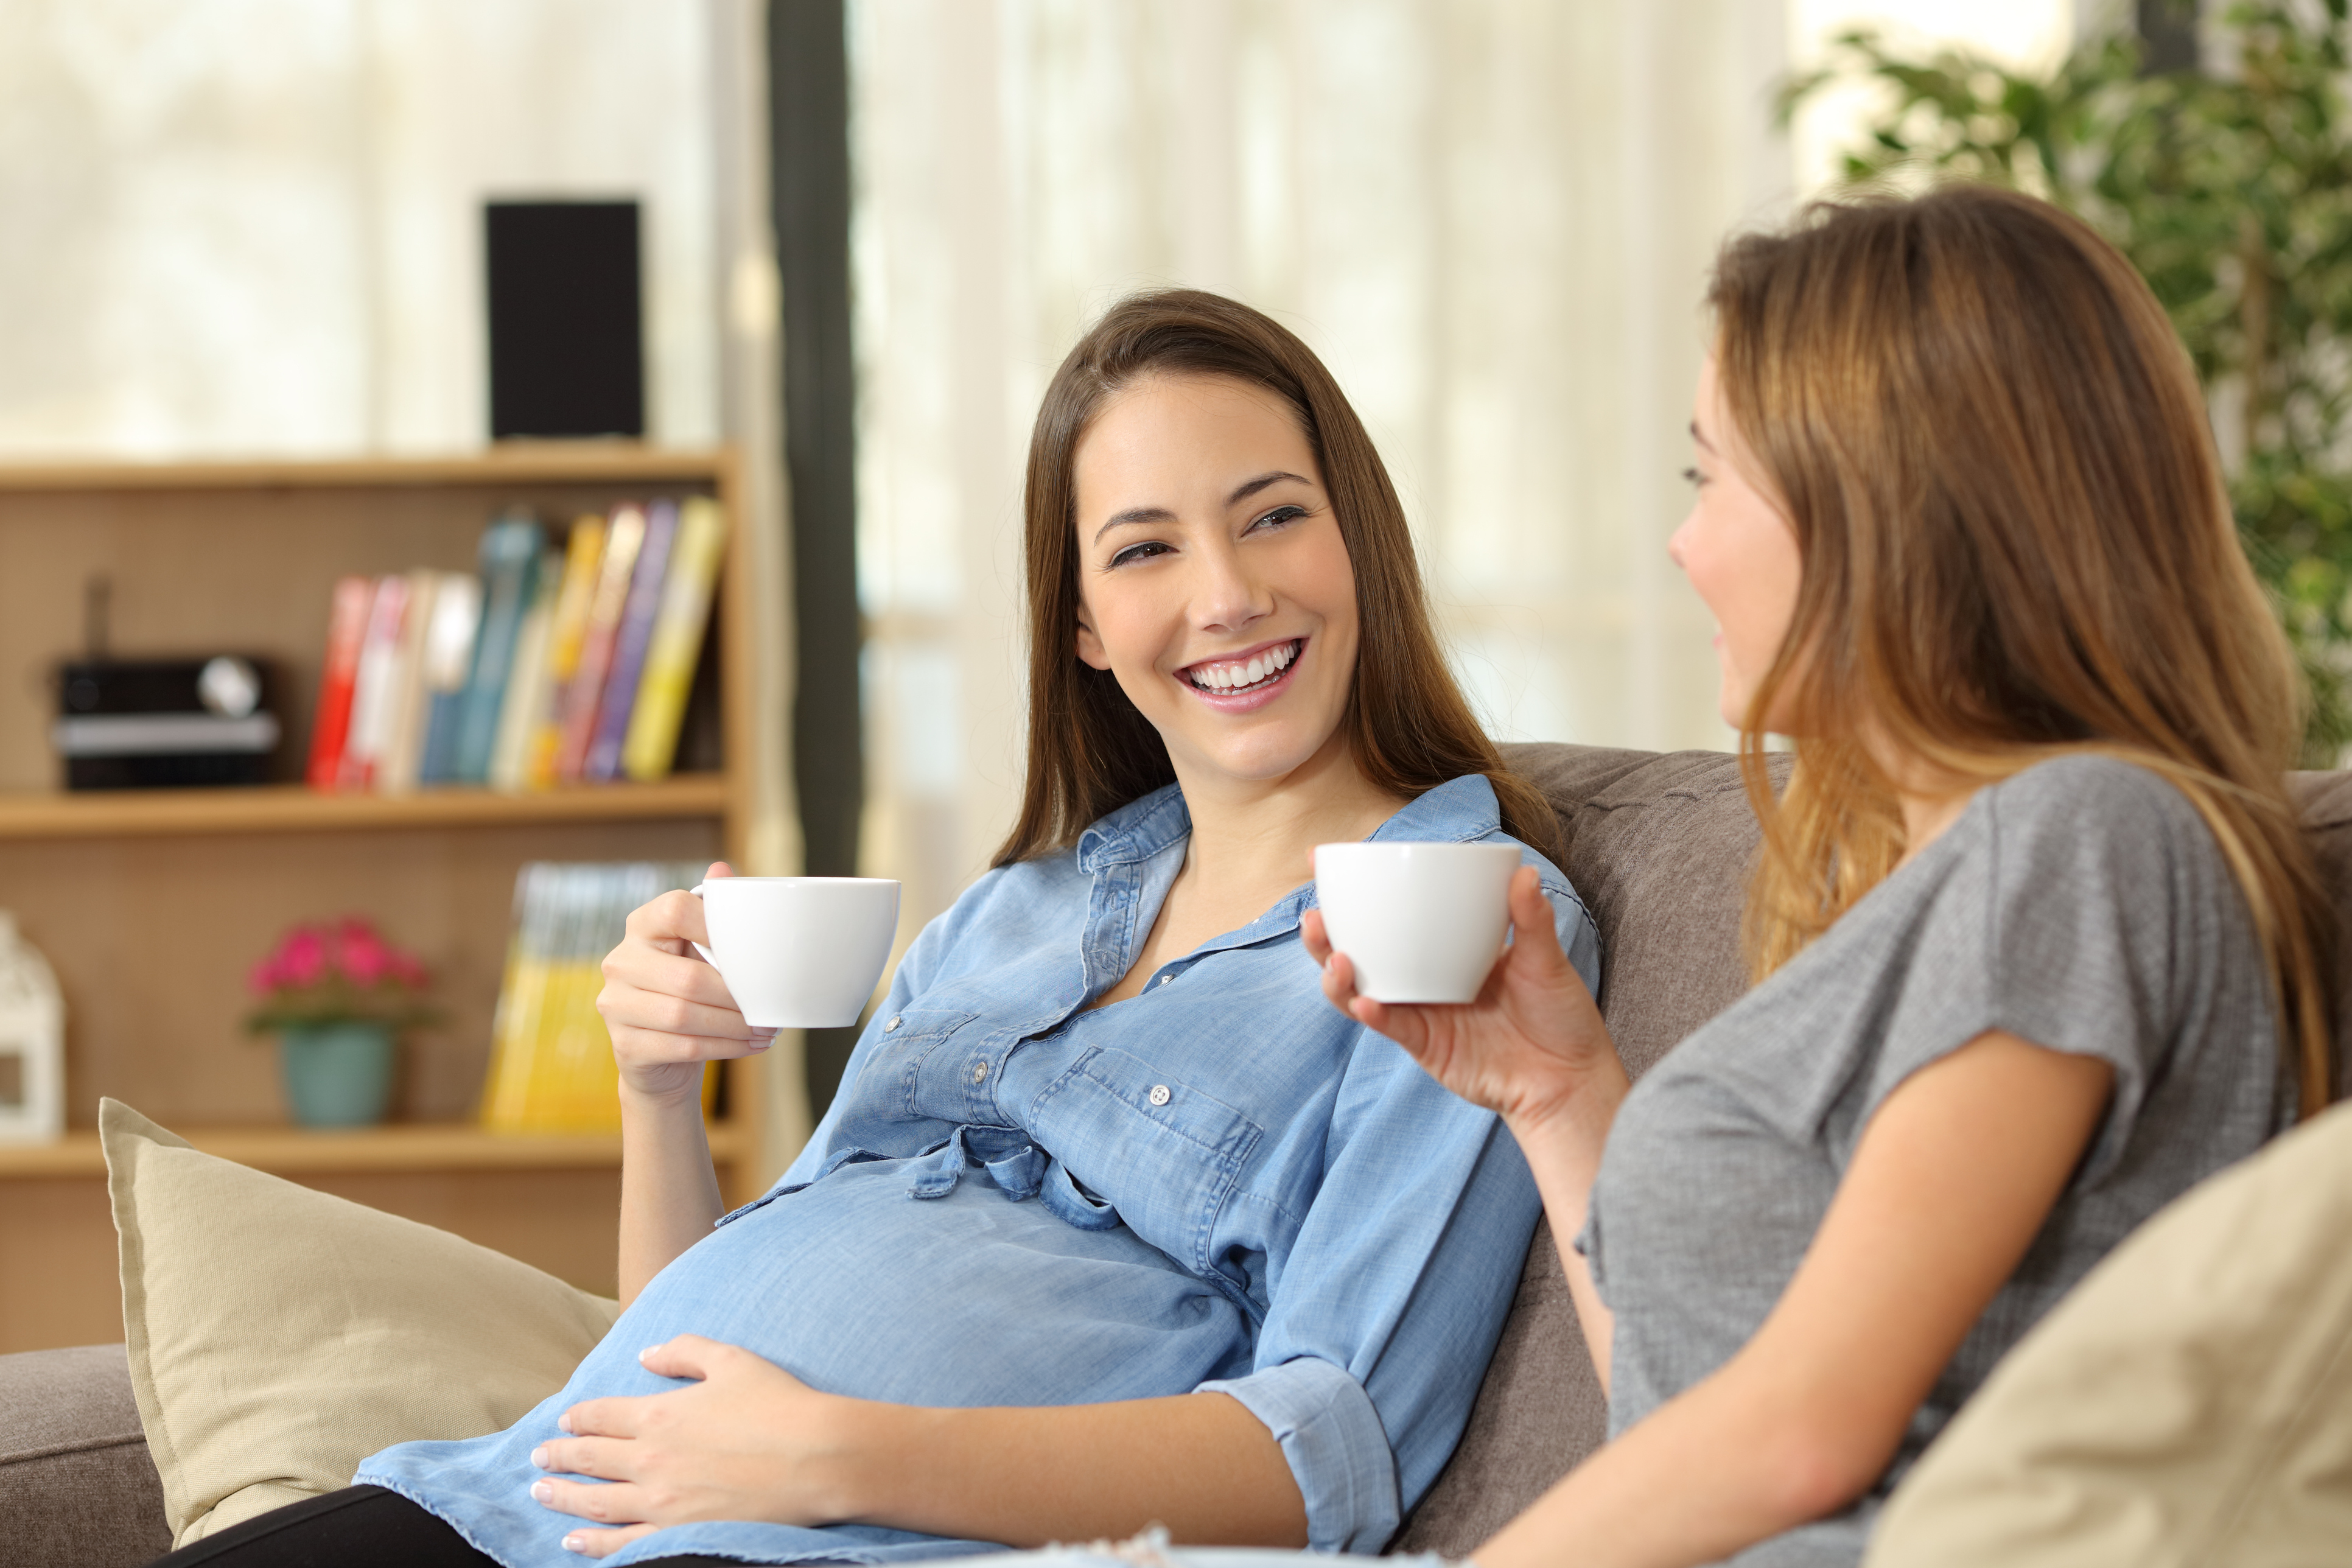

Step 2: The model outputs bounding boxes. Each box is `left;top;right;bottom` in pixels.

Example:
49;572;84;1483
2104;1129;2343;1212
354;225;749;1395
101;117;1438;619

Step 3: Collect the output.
685;883;715;965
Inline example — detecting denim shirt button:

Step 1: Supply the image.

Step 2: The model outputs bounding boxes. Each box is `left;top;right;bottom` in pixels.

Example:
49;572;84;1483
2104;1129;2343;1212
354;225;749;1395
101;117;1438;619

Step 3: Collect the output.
971;1061;989;1083
884;1016;902;1032
1157;974;1171;986
1148;1084;1171;1107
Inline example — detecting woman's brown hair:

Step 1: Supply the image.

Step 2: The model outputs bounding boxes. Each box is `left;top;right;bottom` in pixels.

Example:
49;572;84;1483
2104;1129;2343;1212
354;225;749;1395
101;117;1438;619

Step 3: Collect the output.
1713;184;2336;1112
992;288;1557;867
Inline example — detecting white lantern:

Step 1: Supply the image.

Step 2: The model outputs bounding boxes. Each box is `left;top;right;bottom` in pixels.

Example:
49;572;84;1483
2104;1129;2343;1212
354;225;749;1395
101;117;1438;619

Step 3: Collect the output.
0;910;64;1143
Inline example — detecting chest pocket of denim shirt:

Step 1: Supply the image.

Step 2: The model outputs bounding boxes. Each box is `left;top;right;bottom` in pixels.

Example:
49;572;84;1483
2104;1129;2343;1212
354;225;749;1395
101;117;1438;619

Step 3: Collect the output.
1027;1045;1263;1280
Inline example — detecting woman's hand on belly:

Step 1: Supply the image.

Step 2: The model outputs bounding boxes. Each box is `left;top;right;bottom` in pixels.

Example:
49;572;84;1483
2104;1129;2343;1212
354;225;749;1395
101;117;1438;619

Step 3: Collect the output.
528;1332;1310;1555
528;1334;863;1556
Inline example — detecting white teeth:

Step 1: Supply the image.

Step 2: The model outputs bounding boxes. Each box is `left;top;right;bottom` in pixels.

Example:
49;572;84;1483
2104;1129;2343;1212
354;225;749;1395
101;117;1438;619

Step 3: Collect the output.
1189;640;1298;692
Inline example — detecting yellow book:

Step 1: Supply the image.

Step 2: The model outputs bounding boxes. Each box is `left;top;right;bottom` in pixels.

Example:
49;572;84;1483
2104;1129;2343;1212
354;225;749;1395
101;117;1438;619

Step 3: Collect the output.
479;861;713;1133
621;496;727;781
524;517;609;792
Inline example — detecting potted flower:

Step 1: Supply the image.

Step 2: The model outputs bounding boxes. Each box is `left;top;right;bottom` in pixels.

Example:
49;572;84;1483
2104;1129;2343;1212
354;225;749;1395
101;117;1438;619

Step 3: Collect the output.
245;918;438;1128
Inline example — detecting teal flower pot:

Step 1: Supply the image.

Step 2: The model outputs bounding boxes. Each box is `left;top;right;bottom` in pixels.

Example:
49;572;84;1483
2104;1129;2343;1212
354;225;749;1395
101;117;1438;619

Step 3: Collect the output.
276;1021;396;1128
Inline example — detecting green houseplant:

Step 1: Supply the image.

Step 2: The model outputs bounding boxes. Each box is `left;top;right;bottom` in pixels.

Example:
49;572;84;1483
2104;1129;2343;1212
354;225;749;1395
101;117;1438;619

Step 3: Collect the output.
1785;0;2352;761
245;918;438;1127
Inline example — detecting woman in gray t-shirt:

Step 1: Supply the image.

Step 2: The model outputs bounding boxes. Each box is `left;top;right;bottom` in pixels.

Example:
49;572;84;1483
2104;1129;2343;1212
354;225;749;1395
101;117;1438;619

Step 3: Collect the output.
1306;186;2336;1567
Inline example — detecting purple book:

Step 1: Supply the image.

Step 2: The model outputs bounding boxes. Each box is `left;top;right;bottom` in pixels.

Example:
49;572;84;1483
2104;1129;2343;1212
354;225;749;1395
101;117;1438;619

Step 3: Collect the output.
583;499;679;782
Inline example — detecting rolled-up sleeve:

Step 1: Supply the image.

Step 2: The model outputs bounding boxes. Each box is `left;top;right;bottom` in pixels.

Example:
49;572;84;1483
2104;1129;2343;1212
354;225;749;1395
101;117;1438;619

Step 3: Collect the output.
1198;1356;1397;1551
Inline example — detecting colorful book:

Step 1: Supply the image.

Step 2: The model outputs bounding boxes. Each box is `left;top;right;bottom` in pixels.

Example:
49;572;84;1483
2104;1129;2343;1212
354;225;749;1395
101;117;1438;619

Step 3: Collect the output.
306;575;375;788
452;515;545;784
376;568;450;795
337;575;413;791
622;497;727;782
526;517;609;791
551;503;647;783
478;860;712;1132
415;572;486;785
489;549;562;792
583;500;679;782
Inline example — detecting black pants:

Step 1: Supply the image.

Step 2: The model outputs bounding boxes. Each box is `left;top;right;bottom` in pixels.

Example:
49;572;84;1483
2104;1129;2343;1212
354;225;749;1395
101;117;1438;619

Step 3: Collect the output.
147;1485;742;1567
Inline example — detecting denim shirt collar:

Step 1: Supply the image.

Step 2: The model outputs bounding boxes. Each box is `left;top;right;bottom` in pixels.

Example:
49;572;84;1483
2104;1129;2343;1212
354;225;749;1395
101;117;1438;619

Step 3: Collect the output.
1074;773;1507;954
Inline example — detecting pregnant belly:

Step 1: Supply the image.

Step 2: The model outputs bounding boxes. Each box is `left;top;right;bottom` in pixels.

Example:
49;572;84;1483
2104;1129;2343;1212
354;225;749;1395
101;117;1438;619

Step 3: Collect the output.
575;1152;1255;1410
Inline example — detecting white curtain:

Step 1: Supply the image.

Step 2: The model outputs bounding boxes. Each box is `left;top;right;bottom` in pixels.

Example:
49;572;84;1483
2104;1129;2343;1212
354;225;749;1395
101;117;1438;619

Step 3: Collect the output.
0;0;744;455
852;0;1792;936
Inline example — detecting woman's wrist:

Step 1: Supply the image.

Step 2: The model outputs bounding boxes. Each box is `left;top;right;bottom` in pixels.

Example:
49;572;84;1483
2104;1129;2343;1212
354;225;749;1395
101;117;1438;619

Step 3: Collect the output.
618;1073;713;1119
1504;1068;1626;1174
816;1396;928;1526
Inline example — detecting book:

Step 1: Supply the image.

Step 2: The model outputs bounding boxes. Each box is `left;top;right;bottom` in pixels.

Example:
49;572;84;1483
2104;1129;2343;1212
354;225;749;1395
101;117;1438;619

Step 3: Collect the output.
583;499;679;782
622;496;727;781
489;548;562;792
525;517;609;790
306;575;375;788
452;515;546;784
376;568;450;795
551;503;646;783
416;572;486;786
478;859;712;1132
337;575;413;791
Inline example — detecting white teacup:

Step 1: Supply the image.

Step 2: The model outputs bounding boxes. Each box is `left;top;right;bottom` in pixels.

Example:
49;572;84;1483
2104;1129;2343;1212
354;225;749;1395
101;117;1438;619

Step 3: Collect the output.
690;877;901;1029
1312;841;1523;1004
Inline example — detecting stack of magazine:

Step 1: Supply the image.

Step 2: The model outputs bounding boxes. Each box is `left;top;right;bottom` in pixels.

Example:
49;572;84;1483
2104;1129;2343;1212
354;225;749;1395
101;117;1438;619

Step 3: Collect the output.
306;497;726;794
480;860;713;1132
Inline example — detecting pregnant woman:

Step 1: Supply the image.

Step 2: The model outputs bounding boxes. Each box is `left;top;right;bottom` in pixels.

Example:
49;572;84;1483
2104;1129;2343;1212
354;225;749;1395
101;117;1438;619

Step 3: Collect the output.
1307;184;2334;1565
152;291;1596;1568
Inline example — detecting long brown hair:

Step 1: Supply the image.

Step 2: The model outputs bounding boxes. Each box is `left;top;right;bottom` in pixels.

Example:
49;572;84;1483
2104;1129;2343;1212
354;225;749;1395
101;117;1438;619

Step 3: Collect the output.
1713;184;2336;1113
992;289;1556;866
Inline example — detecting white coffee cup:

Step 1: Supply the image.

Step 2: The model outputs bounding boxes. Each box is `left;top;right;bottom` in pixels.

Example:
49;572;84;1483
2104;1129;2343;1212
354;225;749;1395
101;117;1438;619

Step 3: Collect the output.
690;877;901;1029
1312;841;1523;1004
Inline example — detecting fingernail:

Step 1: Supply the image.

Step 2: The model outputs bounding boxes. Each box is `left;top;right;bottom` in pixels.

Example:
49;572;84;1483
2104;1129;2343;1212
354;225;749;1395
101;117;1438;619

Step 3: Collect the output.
530;1446;547;1469
564;1533;587;1553
531;1480;555;1503
639;1344;658;1363
557;1412;573;1433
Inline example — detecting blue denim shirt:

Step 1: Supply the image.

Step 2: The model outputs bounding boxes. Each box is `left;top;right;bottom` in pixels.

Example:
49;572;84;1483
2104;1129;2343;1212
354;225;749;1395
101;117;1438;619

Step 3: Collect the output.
358;774;1600;1567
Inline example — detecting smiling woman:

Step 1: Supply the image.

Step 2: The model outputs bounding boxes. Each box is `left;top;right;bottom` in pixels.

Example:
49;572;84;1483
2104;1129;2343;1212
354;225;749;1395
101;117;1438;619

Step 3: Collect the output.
146;292;1598;1568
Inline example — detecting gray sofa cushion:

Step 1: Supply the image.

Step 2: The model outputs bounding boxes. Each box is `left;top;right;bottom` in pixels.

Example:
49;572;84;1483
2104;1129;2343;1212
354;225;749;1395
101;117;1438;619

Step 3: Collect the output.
0;1343;172;1568
1398;744;1779;1553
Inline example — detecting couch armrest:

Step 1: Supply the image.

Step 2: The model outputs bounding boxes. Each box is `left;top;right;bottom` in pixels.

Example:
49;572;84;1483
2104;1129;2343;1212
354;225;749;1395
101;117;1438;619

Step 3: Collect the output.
0;1344;173;1568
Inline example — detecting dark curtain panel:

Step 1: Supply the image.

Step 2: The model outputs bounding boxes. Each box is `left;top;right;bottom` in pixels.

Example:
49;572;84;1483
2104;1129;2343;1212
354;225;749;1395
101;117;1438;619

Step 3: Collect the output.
769;0;864;1116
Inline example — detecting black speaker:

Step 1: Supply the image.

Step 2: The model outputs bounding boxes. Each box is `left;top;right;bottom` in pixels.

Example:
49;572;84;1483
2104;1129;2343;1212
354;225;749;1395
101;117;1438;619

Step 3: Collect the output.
485;200;645;440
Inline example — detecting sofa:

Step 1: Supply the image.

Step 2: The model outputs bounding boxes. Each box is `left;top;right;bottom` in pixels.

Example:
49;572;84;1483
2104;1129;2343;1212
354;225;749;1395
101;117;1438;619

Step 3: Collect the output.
6;742;2350;1568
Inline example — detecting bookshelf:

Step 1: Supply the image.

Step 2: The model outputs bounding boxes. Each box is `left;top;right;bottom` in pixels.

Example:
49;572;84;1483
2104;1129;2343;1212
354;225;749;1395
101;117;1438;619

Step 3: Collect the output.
0;449;769;1356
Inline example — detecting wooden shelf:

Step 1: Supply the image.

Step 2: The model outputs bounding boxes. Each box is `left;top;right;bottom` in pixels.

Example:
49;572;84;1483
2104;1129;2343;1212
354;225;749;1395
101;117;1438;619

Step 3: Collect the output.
0;446;732;493
0;775;730;840
0;1118;752;1178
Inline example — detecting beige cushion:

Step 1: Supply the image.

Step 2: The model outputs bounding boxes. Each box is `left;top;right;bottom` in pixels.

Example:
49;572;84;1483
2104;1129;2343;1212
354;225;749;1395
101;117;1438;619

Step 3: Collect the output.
102;1098;620;1547
1867;1099;2352;1566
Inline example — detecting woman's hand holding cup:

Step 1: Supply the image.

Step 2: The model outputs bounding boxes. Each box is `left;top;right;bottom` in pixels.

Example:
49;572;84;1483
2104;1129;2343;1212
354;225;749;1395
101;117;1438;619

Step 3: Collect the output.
597;861;774;1108
1301;861;1628;1143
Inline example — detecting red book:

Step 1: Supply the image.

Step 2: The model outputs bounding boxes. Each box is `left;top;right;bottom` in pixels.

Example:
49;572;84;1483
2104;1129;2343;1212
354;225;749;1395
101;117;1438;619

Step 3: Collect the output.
306;576;375;788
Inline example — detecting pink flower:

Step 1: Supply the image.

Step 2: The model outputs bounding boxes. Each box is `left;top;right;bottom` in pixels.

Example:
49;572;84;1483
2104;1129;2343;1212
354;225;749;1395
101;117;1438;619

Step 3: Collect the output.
335;922;390;987
278;927;328;989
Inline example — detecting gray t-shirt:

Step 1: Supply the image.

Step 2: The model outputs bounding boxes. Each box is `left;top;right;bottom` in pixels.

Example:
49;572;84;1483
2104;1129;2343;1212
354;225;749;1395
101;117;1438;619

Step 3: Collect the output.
1578;755;2292;1566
